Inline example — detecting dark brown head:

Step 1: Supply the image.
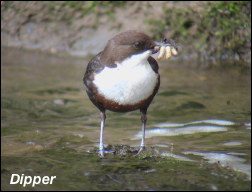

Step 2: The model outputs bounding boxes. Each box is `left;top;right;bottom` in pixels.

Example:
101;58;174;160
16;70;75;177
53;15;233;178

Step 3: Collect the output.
100;30;156;67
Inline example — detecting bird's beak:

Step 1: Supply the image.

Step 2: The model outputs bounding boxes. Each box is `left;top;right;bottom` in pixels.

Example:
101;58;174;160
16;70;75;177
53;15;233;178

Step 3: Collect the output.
154;41;174;47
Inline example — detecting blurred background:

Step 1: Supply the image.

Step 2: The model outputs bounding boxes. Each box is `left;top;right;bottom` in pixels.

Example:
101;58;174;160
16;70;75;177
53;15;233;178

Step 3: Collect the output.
1;1;251;69
1;1;251;191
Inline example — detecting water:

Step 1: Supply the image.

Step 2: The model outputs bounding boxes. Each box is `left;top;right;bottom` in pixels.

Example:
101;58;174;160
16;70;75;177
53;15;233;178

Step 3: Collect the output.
1;47;251;190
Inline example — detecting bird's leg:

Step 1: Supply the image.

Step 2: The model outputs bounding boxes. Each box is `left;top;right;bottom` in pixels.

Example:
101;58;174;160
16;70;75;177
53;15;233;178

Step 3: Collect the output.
137;110;147;154
99;111;106;157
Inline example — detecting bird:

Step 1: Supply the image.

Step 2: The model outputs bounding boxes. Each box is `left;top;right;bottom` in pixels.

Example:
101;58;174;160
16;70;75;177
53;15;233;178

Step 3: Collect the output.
83;30;167;157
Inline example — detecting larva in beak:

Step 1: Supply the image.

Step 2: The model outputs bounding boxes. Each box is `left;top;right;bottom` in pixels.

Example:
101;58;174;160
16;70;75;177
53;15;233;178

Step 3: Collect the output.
157;46;166;60
171;47;178;56
154;46;160;52
165;46;172;59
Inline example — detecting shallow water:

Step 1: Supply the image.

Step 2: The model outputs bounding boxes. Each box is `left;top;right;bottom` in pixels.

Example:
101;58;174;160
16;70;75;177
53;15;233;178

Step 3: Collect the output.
1;47;251;190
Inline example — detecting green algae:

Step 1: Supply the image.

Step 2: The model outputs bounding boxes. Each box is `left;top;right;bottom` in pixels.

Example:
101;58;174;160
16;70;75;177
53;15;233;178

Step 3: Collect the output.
1;146;250;191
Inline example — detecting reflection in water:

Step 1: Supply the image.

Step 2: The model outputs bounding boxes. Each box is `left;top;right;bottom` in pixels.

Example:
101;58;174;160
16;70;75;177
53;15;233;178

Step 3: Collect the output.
133;125;228;138
222;141;242;146
132;119;232;139
154;119;235;128
132;119;251;178
182;151;251;179
245;122;251;129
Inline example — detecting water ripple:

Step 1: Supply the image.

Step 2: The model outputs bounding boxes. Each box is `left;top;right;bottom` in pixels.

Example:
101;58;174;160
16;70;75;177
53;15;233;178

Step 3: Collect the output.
154;119;235;128
182;151;251;179
132;125;228;139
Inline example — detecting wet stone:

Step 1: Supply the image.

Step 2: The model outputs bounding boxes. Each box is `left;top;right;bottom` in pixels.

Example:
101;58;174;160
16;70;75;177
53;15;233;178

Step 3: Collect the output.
91;145;160;157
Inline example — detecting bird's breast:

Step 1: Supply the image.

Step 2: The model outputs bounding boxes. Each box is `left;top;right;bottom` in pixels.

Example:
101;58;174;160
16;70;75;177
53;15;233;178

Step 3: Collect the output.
93;59;159;106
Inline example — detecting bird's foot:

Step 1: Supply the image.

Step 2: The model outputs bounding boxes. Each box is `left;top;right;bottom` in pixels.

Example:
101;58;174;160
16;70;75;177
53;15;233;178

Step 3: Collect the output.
136;146;145;155
99;145;105;157
99;150;104;157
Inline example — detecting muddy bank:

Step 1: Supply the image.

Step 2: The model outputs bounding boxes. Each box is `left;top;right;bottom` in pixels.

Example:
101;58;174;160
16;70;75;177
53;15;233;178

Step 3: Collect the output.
1;1;251;69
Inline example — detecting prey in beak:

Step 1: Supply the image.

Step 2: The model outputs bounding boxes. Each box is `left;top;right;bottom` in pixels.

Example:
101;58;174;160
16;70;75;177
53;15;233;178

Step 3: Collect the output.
152;39;179;60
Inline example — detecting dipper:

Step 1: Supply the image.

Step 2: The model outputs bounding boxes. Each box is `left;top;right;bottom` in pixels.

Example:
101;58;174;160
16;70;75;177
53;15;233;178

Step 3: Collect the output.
83;30;173;156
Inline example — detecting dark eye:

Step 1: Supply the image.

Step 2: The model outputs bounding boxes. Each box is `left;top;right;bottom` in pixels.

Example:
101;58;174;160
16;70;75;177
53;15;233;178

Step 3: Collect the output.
134;41;144;49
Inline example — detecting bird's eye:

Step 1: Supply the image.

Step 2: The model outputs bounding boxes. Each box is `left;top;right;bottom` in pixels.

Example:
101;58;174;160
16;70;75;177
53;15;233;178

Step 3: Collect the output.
134;41;144;49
